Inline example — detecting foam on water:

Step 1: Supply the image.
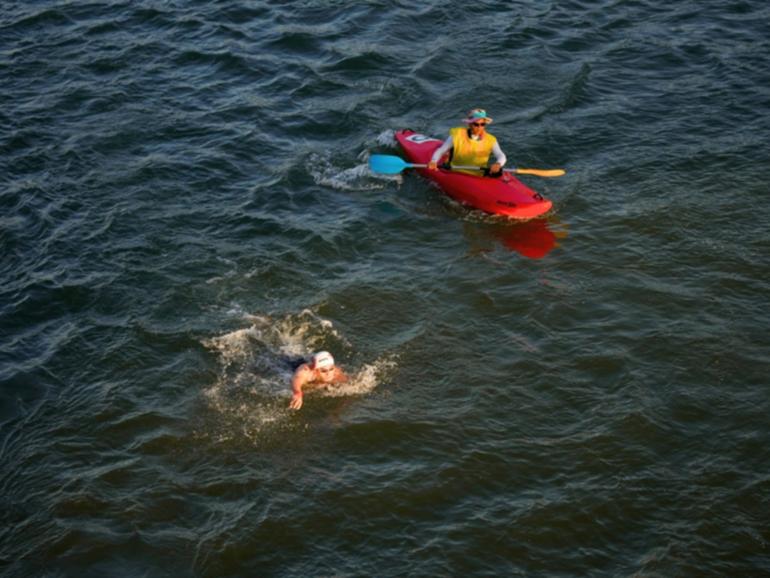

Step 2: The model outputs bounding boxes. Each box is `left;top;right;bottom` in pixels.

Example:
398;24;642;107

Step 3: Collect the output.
199;310;394;440
374;129;398;148
308;151;401;191
315;359;393;398
307;130;403;191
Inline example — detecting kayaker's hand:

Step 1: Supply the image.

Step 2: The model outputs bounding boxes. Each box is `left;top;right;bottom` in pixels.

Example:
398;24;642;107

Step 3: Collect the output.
289;392;303;410
428;161;438;171
490;163;502;174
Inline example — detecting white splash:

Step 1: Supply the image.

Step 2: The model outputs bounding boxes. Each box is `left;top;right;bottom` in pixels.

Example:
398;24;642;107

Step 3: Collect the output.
316;357;397;398
308;140;403;191
374;129;398;148
199;310;395;441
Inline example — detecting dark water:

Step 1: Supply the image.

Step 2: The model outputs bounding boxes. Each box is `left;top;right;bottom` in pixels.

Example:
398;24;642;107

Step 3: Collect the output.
2;1;769;576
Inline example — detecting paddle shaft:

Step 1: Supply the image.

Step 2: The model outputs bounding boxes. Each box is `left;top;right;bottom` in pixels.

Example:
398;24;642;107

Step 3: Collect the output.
368;154;565;177
405;162;565;178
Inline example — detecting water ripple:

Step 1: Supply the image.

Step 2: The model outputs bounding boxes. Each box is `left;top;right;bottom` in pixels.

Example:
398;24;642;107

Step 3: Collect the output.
2;0;769;576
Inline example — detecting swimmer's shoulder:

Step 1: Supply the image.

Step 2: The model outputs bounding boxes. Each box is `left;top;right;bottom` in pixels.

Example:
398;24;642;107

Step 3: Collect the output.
294;362;313;376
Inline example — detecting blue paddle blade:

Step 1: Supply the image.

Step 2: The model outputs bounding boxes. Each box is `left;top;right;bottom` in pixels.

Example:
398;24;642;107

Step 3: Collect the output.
369;154;410;174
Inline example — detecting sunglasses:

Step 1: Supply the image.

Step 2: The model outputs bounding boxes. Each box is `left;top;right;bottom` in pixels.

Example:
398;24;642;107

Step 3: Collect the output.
470;122;486;127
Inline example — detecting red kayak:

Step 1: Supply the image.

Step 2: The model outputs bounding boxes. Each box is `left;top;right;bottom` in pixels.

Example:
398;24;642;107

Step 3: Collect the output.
395;129;552;219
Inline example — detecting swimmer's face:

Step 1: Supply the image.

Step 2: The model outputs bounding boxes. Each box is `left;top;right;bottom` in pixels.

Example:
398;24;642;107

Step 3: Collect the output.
317;366;335;383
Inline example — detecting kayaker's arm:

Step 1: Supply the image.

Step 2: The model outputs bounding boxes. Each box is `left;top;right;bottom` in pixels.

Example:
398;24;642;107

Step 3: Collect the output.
489;141;507;174
491;141;506;167
428;136;453;170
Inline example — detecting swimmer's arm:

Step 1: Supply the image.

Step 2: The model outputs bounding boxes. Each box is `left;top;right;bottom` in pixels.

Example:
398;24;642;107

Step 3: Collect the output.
289;366;310;410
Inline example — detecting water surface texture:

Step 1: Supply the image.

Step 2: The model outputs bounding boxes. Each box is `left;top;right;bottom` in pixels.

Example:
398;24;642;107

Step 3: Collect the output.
2;1;769;576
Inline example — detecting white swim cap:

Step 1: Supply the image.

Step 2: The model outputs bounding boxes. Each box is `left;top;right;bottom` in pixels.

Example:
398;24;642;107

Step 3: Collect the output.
312;351;335;370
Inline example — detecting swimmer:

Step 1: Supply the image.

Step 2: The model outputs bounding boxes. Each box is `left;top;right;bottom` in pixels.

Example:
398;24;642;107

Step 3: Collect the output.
289;351;348;410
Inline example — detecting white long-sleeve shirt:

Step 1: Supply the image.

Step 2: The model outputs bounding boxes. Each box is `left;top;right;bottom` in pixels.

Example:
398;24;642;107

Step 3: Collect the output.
429;133;507;167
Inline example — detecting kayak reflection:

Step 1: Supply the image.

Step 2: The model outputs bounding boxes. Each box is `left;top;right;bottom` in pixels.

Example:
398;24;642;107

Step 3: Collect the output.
463;217;567;259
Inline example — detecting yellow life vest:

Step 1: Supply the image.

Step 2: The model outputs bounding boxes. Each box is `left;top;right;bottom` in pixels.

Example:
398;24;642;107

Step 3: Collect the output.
449;126;498;175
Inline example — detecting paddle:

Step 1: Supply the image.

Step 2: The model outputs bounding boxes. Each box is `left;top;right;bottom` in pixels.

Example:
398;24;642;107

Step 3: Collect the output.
369;154;565;177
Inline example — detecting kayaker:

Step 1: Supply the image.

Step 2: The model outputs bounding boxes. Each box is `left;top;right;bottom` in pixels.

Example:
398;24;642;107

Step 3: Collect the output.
288;351;348;410
427;108;507;177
